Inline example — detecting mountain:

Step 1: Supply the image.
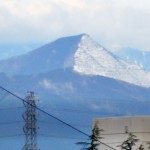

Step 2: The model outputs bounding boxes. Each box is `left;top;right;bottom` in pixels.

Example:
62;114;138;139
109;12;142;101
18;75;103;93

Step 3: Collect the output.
1;34;150;150
0;43;39;60
1;67;150;150
1;33;150;125
0;35;82;75
0;34;150;87
1;69;150;114
115;47;150;71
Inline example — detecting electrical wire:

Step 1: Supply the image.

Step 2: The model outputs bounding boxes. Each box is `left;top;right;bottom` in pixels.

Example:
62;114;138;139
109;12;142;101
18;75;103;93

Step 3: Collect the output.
0;121;23;125
0;86;88;136
0;120;91;128
0;106;24;110
105;140;150;145
0;134;23;138
39;133;86;140
101;132;150;136
0;86;116;150
39;120;91;128
0;133;85;140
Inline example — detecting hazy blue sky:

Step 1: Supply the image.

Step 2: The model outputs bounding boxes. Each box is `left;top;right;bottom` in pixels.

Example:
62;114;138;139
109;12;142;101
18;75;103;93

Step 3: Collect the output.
0;0;150;53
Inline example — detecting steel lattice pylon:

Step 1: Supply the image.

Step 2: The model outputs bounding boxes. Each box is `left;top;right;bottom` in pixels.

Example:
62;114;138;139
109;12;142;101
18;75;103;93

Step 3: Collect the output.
23;91;39;150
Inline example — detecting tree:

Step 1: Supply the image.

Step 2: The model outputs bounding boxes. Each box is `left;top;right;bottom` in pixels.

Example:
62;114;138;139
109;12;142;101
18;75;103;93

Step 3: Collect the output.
120;133;139;150
137;144;144;150
77;122;103;150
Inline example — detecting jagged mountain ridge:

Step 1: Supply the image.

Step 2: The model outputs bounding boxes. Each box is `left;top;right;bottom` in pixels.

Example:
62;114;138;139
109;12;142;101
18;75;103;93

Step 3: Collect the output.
0;34;150;87
0;34;82;75
115;48;150;71
73;35;150;87
1;34;150;150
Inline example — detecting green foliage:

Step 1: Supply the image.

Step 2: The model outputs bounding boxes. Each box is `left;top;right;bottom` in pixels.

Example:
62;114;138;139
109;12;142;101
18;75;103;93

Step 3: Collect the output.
120;133;139;150
77;123;103;150
137;144;144;150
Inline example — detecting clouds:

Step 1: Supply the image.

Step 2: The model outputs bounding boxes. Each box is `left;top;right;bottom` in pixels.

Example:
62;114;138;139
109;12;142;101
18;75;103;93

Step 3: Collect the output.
0;1;55;42
39;79;75;97
0;0;150;51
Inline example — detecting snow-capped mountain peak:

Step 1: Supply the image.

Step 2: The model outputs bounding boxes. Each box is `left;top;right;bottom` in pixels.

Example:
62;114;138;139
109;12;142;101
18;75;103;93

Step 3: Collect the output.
73;34;150;87
0;34;150;87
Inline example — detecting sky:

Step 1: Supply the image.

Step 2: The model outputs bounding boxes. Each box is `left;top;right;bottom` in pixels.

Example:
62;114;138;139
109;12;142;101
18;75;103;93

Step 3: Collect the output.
0;0;150;55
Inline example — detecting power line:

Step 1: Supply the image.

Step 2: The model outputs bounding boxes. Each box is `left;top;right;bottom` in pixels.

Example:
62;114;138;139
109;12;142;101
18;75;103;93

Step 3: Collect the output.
105;140;150;145
39;120;91;128
0;134;23;138
101;132;150;136
0;121;23;125
39;133;87;140
0;87;116;149
0;133;85;140
0;86;89;137
1;119;150;136
0;120;91;128
0;86;116;150
0;106;23;110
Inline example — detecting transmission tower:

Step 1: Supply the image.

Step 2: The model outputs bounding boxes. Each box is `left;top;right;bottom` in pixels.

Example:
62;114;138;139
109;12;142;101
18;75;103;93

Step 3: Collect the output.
23;91;39;150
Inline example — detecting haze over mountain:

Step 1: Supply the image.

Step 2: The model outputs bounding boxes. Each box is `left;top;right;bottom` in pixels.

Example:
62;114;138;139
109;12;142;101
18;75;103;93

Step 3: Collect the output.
0;33;150;121
1;34;150;150
0;43;40;60
0;34;150;87
115;48;150;71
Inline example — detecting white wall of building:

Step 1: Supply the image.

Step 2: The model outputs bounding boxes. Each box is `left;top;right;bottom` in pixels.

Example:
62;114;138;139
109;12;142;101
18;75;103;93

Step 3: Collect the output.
93;116;150;150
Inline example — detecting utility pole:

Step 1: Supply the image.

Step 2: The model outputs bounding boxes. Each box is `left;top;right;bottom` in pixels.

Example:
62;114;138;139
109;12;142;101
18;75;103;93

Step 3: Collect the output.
22;91;39;150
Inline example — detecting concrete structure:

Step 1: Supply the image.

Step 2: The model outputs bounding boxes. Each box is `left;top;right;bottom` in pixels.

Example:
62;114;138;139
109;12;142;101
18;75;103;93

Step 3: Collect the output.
93;116;150;150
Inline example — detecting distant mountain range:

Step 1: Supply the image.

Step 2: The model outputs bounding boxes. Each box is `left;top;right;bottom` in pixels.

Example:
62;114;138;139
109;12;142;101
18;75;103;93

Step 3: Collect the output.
0;34;150;150
0;34;150;113
0;43;39;60
0;34;150;87
115;47;150;71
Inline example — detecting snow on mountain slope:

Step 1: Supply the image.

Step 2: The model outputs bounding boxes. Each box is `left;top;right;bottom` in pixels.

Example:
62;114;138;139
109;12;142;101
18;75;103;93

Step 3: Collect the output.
1;69;150;150
73;34;150;87
0;34;150;87
115;48;150;71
